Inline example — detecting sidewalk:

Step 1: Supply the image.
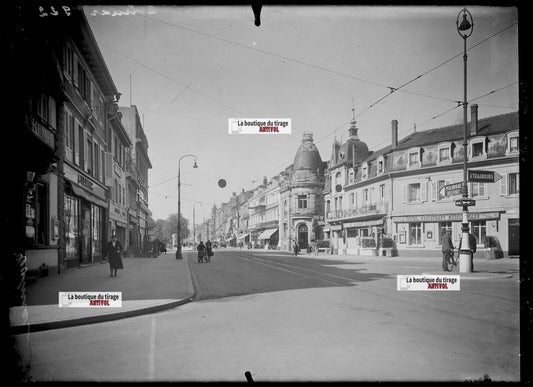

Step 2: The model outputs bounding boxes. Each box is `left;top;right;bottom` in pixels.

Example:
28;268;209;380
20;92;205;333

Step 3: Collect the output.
9;249;195;335
247;248;520;280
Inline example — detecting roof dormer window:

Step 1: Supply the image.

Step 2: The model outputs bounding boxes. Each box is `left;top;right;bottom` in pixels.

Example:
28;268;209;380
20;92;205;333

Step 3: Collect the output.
438;143;452;164
407;148;421;169
377;156;385;175
469;138;487;160
506;131;519;155
362;163;369;180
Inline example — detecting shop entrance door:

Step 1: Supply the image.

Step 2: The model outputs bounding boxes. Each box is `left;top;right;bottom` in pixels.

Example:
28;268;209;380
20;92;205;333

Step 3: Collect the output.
81;201;92;264
298;224;308;250
508;219;519;256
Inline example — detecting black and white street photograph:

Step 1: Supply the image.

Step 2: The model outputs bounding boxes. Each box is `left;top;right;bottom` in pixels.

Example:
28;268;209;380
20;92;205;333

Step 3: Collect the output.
3;2;525;382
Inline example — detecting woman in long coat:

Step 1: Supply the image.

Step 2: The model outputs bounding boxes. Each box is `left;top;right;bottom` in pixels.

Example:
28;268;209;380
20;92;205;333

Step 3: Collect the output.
107;235;124;277
197;241;206;262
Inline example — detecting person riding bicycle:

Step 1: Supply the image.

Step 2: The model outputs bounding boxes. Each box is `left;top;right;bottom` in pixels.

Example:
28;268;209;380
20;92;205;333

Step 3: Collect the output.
441;230;455;271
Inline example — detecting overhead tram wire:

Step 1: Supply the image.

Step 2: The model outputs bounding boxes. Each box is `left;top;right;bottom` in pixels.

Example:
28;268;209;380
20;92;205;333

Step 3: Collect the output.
99;43;247;117
136;13;517;109
366;82;519;151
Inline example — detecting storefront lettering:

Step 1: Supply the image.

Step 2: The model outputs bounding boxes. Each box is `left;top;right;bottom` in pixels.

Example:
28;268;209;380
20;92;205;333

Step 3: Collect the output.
28;115;55;149
393;212;500;223
77;174;94;190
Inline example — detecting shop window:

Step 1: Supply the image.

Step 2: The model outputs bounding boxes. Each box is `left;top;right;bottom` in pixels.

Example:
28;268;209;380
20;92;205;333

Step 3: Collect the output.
65;193;80;259
409;223;422;245
470;221;485;245
347;228;358;238
91;205;103;258
439;222;453;244
25;182;48;247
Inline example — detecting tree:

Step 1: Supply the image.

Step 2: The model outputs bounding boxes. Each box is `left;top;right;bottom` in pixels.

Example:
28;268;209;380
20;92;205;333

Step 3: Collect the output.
163;213;190;243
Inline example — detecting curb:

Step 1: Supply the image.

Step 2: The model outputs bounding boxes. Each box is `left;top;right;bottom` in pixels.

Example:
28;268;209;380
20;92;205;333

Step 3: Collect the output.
10;254;197;335
10;298;192;335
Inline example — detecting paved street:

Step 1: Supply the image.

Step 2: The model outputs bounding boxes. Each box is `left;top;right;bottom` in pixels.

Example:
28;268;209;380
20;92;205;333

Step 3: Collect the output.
12;249;520;382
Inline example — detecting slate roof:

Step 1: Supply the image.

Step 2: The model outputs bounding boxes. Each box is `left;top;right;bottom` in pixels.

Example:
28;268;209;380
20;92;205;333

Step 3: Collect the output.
365;110;518;162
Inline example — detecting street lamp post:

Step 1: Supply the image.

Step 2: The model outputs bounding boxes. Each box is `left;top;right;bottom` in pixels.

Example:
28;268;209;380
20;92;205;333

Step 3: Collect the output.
176;154;198;259
457;8;474;273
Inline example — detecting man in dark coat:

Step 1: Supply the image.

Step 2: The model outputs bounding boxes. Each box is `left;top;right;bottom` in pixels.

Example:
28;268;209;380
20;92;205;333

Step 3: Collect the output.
106;235;124;277
206;240;213;262
441;230;454;271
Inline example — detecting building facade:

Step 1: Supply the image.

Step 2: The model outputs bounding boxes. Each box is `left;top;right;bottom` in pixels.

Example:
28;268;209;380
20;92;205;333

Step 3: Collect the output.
119;105;153;254
324;105;519;257
279;132;326;251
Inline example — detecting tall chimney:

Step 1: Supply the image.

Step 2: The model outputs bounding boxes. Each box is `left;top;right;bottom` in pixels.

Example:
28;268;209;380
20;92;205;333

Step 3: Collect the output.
263;176;267;186
470;104;478;136
391;120;398;149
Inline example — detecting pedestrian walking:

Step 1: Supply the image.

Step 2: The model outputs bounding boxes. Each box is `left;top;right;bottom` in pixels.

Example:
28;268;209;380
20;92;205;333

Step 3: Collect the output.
293;240;299;256
206;240;214;262
106;235;124;277
441;230;454;271
197;241;206;263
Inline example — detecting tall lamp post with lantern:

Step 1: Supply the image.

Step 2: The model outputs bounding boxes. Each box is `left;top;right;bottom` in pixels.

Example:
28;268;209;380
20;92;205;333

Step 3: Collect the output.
176;154;198;259
456;8;474;273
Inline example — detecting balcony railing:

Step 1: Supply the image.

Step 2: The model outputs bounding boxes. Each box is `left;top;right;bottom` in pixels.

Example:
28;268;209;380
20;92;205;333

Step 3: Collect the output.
326;202;388;221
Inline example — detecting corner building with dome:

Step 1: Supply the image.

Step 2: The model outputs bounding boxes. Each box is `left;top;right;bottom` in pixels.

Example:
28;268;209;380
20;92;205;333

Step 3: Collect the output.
278;132;327;251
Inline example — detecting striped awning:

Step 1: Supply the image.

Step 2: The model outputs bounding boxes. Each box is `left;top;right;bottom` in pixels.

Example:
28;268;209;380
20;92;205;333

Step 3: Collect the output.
258;228;279;240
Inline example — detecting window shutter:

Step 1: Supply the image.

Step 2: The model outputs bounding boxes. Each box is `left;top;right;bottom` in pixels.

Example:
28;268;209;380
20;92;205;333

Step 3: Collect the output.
73;120;80;165
49;96;56;129
421;182;427;202
500;173;507;196
402;184;407;203
431;182;437;201
73;55;79;87
105;152;113;187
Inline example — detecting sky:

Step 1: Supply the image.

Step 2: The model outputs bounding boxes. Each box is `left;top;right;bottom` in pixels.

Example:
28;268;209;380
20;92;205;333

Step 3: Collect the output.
85;4;519;225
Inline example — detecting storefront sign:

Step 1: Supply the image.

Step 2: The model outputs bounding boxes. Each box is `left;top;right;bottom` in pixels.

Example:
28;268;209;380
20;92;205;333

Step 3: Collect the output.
344;219;384;228
393;212;500;223
77;174;94;191
330;225;343;231
28;114;55;149
109;202;128;224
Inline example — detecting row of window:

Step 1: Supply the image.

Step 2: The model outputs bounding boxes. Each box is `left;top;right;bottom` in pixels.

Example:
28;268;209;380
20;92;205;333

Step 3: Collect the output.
403;220;486;246
64;41;105;125
326;173;519;213
335;133;519;187
64;108;106;183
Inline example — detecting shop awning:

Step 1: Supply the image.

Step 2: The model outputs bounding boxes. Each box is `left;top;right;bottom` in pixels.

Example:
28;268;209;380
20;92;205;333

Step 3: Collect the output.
258;228;279;240
237;233;250;240
68;182;108;208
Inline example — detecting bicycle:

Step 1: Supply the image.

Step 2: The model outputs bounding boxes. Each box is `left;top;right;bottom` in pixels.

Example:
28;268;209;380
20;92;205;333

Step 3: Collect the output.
442;249;459;272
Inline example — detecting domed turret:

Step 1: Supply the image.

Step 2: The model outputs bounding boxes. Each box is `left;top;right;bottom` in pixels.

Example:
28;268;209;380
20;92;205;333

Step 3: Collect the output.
293;132;324;173
335;107;370;166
